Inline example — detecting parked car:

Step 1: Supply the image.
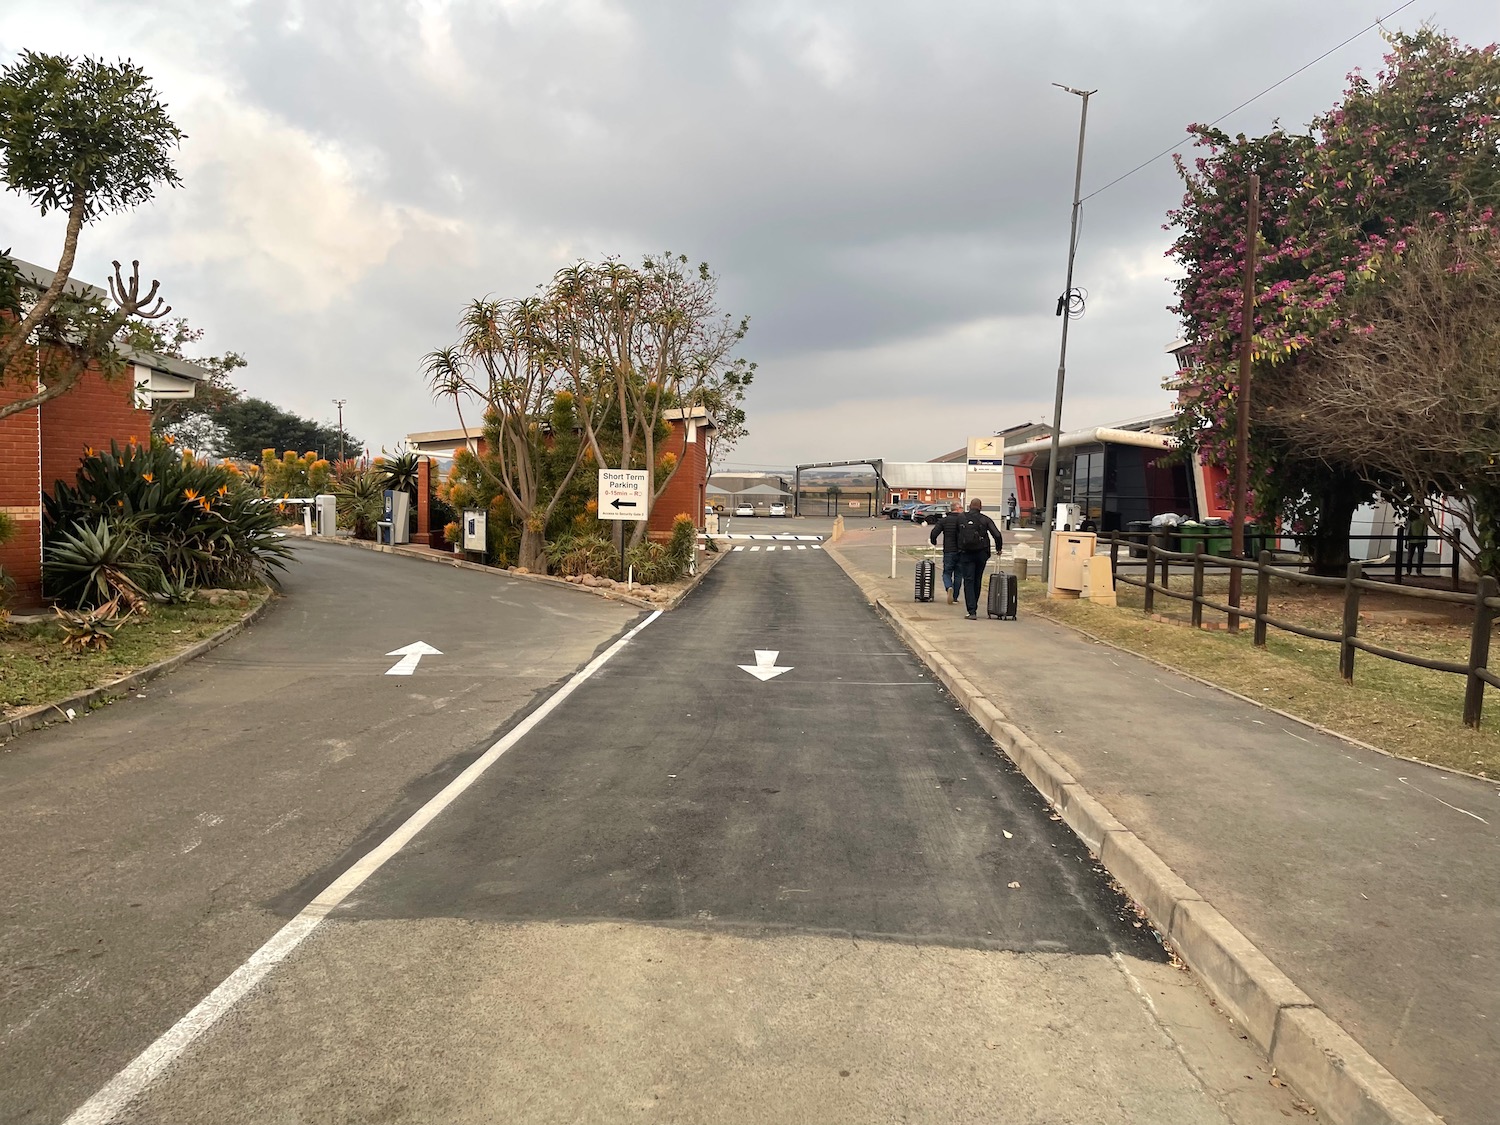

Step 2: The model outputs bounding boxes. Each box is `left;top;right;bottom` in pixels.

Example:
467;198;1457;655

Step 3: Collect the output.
888;501;922;520
734;504;754;517
769;502;786;517
915;503;950;524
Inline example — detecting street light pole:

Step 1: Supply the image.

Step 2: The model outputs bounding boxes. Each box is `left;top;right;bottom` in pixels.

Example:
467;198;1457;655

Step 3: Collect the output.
332;398;347;462
1038;84;1095;586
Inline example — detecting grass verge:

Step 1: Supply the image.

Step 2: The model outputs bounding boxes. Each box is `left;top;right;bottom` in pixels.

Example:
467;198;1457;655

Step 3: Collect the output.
0;594;266;717
1023;576;1500;780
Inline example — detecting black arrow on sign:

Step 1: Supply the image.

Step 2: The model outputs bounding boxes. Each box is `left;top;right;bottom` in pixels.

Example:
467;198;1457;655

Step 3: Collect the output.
611;498;638;509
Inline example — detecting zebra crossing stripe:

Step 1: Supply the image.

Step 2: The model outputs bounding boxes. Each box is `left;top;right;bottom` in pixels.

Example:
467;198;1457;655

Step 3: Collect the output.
732;545;744;552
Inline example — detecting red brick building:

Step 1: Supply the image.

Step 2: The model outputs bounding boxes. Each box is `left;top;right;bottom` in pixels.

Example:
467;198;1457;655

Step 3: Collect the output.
1;260;205;607
648;406;715;537
406;407;716;546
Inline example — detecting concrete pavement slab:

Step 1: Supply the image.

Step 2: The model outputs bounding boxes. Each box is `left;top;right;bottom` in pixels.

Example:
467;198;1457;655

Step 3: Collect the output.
827;525;1485;1125
119;918;1299;1125
104;545;1304;1124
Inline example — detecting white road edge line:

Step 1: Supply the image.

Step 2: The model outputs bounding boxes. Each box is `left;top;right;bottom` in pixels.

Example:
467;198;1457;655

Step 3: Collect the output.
61;609;664;1125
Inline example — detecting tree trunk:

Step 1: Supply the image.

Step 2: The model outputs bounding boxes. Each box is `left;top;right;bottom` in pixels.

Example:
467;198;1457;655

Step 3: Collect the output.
1302;470;1365;576
518;525;546;573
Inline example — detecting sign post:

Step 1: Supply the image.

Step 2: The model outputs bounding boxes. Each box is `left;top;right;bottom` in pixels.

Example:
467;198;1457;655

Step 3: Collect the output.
597;469;649;522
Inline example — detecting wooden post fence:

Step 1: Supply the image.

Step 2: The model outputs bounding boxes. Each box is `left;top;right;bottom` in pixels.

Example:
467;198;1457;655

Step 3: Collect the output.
1191;542;1205;630
1339;560;1362;682
1464;575;1498;727
1253;550;1271;646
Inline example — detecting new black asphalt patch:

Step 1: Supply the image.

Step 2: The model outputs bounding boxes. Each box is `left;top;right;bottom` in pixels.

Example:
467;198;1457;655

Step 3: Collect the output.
336;548;1165;959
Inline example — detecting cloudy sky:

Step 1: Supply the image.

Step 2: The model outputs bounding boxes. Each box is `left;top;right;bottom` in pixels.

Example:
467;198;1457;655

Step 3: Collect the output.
2;1;1493;471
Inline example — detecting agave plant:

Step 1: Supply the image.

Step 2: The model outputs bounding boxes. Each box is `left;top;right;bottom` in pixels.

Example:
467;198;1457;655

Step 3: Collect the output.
44;518;163;611
331;463;386;540
54;595;133;653
378;447;421;497
44;439;290;594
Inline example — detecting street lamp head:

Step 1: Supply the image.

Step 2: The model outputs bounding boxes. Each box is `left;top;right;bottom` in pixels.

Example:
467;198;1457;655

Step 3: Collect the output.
1051;83;1097;97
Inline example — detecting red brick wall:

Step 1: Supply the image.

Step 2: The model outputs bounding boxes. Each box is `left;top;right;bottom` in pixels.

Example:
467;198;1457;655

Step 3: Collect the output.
416;457;431;538
0;350;152;608
0;350;43;607
40;364;151;496
649;418;709;537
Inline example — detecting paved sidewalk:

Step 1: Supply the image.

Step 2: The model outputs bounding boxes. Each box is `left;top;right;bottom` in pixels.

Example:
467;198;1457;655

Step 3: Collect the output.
829;524;1499;1125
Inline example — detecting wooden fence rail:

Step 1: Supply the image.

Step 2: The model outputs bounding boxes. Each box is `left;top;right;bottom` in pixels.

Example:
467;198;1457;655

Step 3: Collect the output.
1106;532;1500;728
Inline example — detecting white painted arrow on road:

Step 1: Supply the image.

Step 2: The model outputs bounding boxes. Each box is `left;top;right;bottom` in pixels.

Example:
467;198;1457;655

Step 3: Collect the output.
738;649;793;681
385;641;443;676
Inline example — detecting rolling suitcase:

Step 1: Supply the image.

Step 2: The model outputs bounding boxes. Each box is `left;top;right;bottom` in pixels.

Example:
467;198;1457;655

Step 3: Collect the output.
914;558;936;602
986;568;1018;620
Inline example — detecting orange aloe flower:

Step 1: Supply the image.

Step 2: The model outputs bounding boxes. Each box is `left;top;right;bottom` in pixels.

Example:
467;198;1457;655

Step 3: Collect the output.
84;445;95;456
217;484;229;497
127;435;139;446
183;487;200;502
142;472;154;483
163;433;176;444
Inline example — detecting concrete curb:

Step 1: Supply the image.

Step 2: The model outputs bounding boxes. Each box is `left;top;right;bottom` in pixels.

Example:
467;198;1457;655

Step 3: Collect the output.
1;595;272;747
822;545;1442;1125
300;533;725;611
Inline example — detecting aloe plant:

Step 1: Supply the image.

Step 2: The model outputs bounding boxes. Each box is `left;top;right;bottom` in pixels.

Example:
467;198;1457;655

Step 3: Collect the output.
43;518;164;610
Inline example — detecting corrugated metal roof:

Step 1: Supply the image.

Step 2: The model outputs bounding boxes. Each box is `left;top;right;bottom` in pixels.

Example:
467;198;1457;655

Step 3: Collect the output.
880;462;967;488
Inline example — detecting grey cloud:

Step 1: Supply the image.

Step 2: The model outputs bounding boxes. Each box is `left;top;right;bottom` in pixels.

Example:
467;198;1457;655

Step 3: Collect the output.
3;0;1497;467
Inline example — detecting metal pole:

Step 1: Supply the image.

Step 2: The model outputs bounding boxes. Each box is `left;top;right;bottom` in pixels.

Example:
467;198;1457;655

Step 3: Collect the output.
1227;174;1260;633
1039;85;1094;586
332;398;348;462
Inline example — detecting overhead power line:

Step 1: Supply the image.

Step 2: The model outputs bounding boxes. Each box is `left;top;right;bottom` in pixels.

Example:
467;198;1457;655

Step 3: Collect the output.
1080;0;1417;202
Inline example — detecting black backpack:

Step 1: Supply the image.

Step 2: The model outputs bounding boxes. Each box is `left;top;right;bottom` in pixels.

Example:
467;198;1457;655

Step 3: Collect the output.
957;515;988;552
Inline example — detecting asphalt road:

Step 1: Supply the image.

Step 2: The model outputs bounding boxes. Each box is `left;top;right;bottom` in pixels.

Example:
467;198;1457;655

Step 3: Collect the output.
0;541;639;1125
64;542;1298;1124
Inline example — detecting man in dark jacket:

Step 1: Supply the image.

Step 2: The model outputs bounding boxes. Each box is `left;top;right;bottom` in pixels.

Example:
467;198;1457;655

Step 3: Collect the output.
928;501;965;603
953;498;1004;619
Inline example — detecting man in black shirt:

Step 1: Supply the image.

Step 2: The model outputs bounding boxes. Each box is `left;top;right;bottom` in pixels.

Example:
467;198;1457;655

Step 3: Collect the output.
951;498;1004;618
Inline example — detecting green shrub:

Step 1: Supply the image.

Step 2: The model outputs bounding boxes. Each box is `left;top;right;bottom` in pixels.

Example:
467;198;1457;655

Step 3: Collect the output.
331;462;384;540
667;513;696;569
626;539;682;585
260;449;332;499
546;532;619;577
43;518;164;610
44;439;290;602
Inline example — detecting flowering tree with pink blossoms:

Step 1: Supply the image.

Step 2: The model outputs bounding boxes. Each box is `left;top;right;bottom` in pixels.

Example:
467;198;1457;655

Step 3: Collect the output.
1168;28;1500;574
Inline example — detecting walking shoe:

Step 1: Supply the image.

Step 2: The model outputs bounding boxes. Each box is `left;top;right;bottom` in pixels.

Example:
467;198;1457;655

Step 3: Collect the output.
949;587;958;604
966;612;977;619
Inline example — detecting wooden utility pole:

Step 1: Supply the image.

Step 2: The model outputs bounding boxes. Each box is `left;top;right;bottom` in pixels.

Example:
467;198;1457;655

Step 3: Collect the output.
1228;174;1260;633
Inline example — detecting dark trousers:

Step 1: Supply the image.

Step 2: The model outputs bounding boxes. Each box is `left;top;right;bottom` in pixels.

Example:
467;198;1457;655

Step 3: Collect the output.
958;551;989;614
1407;543;1426;572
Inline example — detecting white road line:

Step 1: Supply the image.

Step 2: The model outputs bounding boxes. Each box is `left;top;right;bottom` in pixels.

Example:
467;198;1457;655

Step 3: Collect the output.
798;545;807;550
813;545;823;550
61;610;664;1125
732;545;744;552
781;546;791;552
